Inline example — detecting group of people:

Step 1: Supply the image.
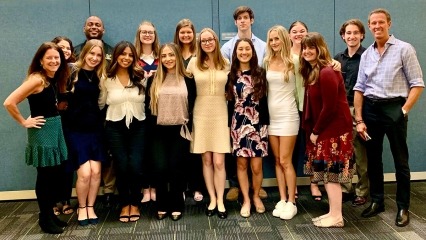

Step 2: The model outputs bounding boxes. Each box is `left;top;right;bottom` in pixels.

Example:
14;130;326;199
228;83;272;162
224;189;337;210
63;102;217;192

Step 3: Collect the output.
3;5;423;234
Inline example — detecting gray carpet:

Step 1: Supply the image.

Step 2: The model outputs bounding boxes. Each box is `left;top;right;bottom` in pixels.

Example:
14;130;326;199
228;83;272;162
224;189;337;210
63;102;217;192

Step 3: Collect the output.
1;182;426;239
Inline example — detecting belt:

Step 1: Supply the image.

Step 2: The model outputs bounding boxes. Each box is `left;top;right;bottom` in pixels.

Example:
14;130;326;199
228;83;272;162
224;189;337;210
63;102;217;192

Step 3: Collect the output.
365;97;405;104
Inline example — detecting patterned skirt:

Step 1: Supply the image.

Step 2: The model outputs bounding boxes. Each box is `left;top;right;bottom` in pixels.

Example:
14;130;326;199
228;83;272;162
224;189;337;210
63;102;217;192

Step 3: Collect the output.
304;132;354;183
25;115;68;167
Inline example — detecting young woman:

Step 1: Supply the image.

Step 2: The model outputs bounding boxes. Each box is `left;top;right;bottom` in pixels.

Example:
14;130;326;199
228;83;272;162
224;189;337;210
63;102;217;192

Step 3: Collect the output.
64;39;107;226
99;41;146;223
226;39;269;218
264;25;299;220
51;36;75;217
187;28;230;219
134;20;160;202
173;19;204;202
4;42;69;234
174;18;197;68
300;32;353;228
145;43;196;221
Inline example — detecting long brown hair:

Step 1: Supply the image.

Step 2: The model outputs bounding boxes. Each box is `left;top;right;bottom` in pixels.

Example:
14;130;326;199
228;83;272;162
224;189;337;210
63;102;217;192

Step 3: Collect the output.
299;32;332;86
27;42;70;93
226;38;266;101
51;36;76;63
107;41;145;94
173;19;197;55
196;28;227;71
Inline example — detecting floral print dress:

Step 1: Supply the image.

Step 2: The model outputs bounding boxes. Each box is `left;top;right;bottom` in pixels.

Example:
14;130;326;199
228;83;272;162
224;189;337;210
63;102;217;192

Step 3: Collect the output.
230;71;268;157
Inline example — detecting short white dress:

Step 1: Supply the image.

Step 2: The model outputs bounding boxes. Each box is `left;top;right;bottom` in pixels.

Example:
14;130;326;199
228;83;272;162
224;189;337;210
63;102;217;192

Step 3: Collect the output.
266;70;299;136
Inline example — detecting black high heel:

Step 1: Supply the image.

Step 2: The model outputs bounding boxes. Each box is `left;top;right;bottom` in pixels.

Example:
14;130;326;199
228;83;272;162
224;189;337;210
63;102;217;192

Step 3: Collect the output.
77;206;89;226
87;206;99;225
205;207;217;217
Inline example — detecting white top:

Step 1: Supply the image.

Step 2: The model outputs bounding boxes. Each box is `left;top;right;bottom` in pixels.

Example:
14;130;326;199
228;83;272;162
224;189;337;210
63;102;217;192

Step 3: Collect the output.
99;76;146;128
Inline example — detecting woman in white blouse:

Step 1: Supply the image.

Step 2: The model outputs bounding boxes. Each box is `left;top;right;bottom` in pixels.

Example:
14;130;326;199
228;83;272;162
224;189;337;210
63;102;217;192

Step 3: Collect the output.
99;41;146;223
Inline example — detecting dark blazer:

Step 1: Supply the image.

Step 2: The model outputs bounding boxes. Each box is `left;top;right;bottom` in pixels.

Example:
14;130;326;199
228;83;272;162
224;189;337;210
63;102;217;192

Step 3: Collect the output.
145;75;196;132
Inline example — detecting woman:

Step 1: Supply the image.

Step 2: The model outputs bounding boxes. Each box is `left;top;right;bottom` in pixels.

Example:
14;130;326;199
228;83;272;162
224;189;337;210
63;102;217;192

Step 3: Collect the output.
145;43;196;221
134;20;160;202
51;36;75;217
4;42;69;234
65;39;107;226
226;39;269;218
174;19;204;202
264;26;299;220
99;41;146;223
174;18;197;68
187;28;230;219
300;32;353;228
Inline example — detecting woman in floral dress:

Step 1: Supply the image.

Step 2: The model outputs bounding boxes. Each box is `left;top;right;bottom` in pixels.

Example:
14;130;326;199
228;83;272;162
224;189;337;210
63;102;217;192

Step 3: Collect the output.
226;38;269;218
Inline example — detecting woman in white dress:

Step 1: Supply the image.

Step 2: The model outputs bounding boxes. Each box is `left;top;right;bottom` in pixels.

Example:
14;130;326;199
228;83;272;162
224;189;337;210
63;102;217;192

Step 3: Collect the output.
264;25;299;220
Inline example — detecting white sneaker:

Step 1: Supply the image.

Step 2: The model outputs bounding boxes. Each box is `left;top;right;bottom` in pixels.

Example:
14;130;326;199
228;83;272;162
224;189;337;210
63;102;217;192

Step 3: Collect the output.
272;200;287;217
280;202;297;220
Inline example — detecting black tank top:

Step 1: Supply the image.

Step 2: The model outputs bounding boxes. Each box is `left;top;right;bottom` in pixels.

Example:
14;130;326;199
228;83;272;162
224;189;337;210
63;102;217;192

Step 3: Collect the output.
27;78;59;118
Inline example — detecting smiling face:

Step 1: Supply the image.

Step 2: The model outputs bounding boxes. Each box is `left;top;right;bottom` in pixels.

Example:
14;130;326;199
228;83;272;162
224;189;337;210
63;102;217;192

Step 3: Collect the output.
84;16;105;40
139;24;156;45
83;46;103;70
289;23;307;46
368;12;391;41
41;49;61;77
178;26;194;45
117;47;134;69
236;40;253;65
342;24;363;48
56;40;71;60
200;31;216;53
268;30;282;53
161;46;176;73
302;45;318;65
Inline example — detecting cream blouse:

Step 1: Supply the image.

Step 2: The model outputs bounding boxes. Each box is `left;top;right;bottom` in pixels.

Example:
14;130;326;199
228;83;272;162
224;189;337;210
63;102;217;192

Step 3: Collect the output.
99;76;146;128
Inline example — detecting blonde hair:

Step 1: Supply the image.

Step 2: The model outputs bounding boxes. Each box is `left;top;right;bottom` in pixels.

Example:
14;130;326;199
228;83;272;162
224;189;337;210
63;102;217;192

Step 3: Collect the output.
264;25;294;82
134;21;160;59
196;28;227;71
149;43;190;115
70;39;106;92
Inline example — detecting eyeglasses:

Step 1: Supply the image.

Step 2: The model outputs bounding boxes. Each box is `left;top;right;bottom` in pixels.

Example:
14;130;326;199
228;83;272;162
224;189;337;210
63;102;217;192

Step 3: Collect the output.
140;31;155;35
200;38;215;45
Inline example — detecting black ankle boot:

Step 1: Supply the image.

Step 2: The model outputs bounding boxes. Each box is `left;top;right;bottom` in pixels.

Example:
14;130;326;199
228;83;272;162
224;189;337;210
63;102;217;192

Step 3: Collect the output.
39;213;64;234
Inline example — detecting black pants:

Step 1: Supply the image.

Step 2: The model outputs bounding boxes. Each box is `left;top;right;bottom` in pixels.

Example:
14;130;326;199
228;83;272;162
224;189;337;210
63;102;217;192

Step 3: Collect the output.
151;125;188;212
105;119;145;206
363;97;410;209
36;165;66;214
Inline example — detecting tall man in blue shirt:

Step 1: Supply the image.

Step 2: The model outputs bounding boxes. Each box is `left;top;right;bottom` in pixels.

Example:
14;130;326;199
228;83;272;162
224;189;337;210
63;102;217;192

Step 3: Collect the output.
354;8;424;227
221;6;267;201
334;19;368;207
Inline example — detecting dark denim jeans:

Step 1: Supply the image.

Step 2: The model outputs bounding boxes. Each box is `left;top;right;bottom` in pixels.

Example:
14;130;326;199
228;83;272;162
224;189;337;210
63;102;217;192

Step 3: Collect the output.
105;119;145;206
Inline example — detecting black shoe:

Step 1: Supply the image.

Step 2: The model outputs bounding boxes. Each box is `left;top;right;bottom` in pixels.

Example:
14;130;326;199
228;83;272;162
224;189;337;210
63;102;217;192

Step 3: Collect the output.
39;213;64;234
342;192;354;203
51;213;68;227
156;212;168;220
395;209;409;227
361;202;385;218
205;207;217;217
217;210;228;219
170;212;182;221
103;193;114;208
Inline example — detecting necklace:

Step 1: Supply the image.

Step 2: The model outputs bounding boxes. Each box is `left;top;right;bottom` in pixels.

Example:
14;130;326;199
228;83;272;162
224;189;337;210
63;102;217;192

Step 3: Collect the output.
82;69;96;82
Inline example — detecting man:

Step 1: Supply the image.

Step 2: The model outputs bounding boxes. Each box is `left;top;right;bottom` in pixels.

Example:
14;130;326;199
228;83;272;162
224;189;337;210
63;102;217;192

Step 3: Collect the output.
75;16;115;207
74;16;113;62
221;6;267;201
354;8;424;227
334;19;368;207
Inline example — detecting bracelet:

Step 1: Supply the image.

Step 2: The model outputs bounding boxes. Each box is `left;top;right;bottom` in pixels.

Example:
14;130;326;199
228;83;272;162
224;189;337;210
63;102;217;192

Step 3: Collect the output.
355;120;364;125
